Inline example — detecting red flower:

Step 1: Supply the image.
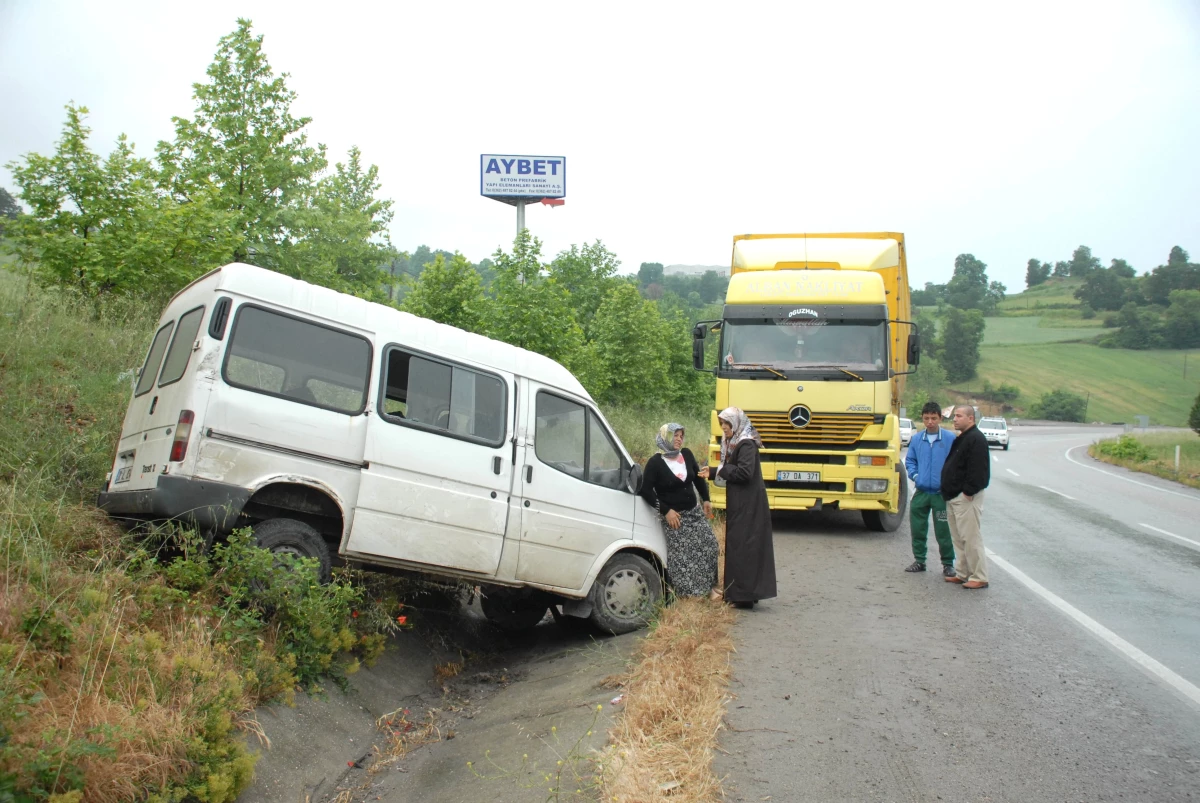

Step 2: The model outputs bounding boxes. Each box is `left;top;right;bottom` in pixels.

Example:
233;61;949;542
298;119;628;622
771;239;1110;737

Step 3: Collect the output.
397;615;408;625
351;610;359;618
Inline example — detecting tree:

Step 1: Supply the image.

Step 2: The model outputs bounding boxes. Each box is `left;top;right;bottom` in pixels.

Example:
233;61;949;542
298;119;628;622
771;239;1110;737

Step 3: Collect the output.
1068;245;1101;278
1074;267;1128;311
0;186;19;234
1031;390;1087;422
487;228;585;367
1163;289;1200;349
939;308;985;382
586;283;672;407
1101;302;1164;349
157;18;327;270
637;262;664;286
6;104;237;295
1189;389;1200;436
1025;259;1051;288
548;240;621;338
945;254;1001;312
901;356;948;411
1110;258;1136;278
1142;246;1199;306
698;270;727;304
1052;260;1070;278
914;310;941;361
399;252;487;333
292;145;395;298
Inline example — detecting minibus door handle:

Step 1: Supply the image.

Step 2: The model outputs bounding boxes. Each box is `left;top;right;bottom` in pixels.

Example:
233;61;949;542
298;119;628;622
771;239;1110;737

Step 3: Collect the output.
492;456;502;475
525;465;533;483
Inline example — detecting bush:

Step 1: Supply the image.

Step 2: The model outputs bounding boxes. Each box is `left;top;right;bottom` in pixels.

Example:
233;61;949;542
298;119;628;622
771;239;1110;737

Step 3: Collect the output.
978;379;1020;404
1095;435;1151;462
1030;389;1088;422
1190;390;1200;436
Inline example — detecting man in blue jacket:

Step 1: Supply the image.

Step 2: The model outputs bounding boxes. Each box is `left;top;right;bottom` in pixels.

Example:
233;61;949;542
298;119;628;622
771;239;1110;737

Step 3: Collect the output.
904;401;956;576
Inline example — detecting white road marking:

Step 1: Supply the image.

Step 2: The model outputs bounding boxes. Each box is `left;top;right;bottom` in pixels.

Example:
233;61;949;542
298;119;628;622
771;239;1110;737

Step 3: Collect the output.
1139;523;1200;550
1006;468;1020;477
1039;485;1076;500
1065;444;1200;502
987;549;1200;711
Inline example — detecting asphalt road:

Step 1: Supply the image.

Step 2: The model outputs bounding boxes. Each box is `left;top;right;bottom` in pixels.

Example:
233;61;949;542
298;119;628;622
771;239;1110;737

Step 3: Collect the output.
716;425;1200;803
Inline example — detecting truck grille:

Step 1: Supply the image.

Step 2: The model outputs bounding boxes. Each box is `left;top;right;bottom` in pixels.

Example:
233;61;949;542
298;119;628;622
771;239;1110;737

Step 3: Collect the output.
749;412;873;446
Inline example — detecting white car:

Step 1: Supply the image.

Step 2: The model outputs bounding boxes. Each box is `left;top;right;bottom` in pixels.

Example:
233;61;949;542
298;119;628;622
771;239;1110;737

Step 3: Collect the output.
978;417;1010;450
899;417;914;447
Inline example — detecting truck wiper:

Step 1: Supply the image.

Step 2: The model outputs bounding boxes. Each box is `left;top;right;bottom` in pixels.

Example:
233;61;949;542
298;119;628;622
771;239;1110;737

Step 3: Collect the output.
837;368;864;381
792;363;865;380
729;362;787;379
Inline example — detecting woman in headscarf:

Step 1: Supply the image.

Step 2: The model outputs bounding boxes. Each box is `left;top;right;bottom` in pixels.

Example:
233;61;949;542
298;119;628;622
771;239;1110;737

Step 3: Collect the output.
702;407;777;609
639;423;720;600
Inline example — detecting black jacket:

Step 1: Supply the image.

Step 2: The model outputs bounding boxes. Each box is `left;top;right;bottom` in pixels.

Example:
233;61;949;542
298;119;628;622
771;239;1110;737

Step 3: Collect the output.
940;425;990;500
640;449;709;515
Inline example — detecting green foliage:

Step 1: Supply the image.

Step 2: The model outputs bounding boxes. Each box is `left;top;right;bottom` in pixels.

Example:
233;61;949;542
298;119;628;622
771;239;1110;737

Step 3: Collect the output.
1025;258;1051;288
6;105;239;296
911;281;946;306
547;241;622;338
1142;246;1199;306
586;283;672;407
901;356;948;410
1030;389;1087;422
945;254;1004;312
939;308;985;382
0;186;20;234
637;262;664;286
1074;266;1132;312
400;252;487;333
1099;302;1165;349
1095;434;1151;461
1163;289;1200;349
1068;245;1101;278
1190;390;1200;436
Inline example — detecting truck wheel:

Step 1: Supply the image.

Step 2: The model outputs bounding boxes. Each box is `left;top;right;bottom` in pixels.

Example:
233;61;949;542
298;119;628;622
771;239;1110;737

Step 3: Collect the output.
480;589;548;632
589;553;663;635
863;471;909;533
251;518;332;584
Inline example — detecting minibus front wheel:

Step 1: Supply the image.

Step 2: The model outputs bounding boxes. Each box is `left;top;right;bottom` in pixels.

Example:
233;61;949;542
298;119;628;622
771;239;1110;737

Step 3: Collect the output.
251;518;333;584
589;553;663;635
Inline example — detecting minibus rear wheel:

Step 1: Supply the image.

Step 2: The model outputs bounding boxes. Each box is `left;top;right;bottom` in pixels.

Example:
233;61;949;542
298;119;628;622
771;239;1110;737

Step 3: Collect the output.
589;553;663;635
251;518;333;584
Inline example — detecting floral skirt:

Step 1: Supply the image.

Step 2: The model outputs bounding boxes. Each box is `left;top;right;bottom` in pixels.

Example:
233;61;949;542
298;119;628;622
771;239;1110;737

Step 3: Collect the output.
662;505;720;598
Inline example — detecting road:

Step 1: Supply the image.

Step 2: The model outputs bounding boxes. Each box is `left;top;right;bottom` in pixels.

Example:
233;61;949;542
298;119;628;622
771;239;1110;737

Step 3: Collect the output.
716;425;1200;802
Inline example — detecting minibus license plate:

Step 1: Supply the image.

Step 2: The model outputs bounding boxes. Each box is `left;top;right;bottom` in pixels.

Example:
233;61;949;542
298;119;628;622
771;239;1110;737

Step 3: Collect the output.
114;466;133;483
777;471;820;483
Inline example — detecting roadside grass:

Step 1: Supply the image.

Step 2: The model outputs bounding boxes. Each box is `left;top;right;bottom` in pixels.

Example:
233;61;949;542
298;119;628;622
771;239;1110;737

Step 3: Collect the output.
600;519;735;802
604;406;712;466
0;271;408;801
974;343;1200;426
1088;432;1200;490
982;316;1100;346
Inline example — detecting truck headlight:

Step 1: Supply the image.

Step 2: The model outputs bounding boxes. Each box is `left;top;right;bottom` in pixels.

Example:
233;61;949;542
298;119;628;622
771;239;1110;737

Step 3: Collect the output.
855;479;889;493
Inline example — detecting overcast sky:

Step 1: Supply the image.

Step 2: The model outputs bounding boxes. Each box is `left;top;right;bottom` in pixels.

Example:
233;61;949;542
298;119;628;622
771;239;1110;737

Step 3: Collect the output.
2;0;1198;290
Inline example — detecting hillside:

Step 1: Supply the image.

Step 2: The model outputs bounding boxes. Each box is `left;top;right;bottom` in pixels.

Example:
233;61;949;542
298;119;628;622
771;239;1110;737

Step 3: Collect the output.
974;343;1200;425
997;276;1085;311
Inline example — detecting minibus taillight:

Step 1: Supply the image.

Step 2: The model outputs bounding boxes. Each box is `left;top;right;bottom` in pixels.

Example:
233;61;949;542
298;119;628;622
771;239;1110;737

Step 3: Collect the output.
170;410;195;462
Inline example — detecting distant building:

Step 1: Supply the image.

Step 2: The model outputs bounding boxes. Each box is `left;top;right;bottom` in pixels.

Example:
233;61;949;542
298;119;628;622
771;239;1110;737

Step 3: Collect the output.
663;264;729;277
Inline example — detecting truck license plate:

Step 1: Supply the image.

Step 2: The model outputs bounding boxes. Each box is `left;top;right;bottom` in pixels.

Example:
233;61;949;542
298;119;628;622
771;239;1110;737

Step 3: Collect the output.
777;471;820;483
114;466;132;483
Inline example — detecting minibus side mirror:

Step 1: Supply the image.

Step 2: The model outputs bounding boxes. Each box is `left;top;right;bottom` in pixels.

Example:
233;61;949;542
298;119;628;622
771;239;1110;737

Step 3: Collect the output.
625;463;643;495
907;333;920;366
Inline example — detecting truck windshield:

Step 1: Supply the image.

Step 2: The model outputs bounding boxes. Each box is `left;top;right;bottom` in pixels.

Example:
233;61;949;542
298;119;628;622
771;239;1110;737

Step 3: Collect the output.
720;318;887;377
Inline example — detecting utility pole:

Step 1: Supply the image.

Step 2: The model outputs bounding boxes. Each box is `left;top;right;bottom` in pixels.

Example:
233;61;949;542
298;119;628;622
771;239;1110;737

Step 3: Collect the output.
1083;391;1091;421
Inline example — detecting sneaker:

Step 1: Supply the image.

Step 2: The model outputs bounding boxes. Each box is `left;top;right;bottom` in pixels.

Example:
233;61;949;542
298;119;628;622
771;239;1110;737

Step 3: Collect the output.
904;561;926;573
942;565;956;578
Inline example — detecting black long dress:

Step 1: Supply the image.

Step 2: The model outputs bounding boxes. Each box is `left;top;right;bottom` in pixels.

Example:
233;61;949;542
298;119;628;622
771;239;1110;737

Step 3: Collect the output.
718;439;777;603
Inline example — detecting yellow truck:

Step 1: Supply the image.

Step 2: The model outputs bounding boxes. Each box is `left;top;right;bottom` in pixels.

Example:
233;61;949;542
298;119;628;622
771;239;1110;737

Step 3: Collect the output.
692;233;920;531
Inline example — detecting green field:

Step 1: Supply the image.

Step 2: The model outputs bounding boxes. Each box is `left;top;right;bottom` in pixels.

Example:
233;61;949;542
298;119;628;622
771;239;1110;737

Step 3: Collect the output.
983;316;1101;345
997;277;1085;311
975;343;1200;425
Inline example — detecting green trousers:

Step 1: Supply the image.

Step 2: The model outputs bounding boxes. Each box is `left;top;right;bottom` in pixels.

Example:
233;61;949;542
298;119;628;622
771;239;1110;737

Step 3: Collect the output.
909;490;955;565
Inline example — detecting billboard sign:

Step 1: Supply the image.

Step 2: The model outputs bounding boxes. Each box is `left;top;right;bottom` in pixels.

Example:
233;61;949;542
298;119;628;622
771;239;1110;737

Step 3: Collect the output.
480;154;566;199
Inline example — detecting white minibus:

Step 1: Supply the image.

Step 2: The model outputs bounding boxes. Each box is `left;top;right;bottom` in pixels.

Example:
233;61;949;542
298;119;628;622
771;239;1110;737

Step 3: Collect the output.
98;264;665;633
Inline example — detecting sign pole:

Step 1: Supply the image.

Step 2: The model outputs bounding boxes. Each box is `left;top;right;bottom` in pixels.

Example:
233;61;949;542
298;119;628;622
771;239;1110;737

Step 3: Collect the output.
516;200;526;236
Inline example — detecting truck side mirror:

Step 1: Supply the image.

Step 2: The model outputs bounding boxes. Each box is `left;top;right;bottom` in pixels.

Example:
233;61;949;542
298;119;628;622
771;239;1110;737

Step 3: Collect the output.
907;333;920;366
625;463;643;495
692;324;707;371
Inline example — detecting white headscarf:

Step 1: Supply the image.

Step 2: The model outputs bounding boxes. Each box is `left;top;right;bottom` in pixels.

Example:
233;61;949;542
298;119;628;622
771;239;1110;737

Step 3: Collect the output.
717;406;761;466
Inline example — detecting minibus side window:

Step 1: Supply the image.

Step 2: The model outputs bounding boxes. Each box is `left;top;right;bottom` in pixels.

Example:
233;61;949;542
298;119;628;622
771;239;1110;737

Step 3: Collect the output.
158;305;205;387
222;305;371;414
534;392;628;488
380;348;506;446
134;321;175;397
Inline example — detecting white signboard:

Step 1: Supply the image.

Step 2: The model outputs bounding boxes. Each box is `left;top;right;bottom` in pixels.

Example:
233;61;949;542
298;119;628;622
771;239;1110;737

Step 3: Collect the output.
480;154;566;198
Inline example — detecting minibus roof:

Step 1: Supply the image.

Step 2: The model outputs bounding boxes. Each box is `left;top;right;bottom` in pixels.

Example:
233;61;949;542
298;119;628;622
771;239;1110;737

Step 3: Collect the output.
179;264;590;400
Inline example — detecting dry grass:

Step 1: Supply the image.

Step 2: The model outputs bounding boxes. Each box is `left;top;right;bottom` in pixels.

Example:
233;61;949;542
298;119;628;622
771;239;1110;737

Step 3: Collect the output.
599;519;737;802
